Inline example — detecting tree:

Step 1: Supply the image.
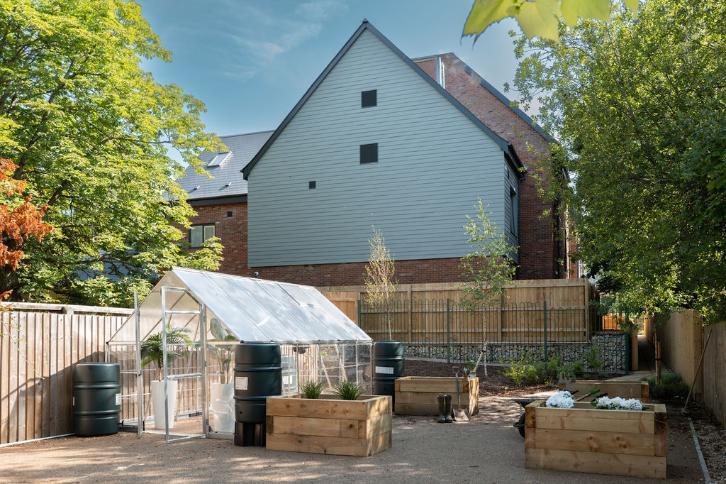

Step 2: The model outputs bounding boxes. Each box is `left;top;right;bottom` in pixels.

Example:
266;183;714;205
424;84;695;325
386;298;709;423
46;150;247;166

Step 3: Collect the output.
511;0;725;322
363;228;397;340
461;199;517;307
0;0;223;306
463;0;638;42
0;158;52;299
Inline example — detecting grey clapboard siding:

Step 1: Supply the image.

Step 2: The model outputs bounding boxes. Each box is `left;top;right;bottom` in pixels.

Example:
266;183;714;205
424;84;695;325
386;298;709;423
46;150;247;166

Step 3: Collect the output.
248;29;511;267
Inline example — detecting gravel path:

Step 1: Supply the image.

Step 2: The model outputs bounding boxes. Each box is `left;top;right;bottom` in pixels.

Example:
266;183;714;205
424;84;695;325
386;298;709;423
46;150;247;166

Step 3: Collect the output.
1;395;703;483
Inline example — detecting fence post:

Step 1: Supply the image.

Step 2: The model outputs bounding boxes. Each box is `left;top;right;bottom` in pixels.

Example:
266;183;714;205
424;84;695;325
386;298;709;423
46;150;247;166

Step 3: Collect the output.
357;296;362;326
408;288;413;343
446;299;452;363
543;301;548;360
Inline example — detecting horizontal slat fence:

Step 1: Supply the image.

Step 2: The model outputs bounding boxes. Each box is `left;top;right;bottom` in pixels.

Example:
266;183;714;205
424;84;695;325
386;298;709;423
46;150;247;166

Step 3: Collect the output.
0;303;132;445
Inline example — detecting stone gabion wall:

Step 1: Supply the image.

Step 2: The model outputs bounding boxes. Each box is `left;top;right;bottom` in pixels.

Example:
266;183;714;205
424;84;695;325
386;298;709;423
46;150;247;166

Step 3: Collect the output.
404;332;630;374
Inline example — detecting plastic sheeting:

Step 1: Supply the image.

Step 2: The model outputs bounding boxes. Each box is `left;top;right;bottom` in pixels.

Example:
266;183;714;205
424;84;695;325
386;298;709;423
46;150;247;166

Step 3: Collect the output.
108;267;371;344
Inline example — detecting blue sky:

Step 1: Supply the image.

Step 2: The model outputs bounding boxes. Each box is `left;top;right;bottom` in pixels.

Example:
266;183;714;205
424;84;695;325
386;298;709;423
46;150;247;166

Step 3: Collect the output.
138;0;523;137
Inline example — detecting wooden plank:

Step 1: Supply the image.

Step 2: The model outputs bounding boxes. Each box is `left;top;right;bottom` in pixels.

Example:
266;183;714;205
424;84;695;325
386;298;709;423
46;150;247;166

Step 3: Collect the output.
532;428;657;456
24;313;35;441
8;312;19;443
16;314;26;442
267;396;372;420
564;381;650;402
266;432;370;457
525;447;666;479
534;406;655;434
271;416;360;439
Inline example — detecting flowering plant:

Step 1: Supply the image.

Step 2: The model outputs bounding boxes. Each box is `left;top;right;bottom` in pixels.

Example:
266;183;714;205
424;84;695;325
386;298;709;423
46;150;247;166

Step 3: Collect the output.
545;391;574;408
592;396;643;411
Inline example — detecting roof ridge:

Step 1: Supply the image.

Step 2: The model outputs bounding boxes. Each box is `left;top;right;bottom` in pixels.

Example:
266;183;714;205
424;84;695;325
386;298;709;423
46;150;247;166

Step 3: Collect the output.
219;129;275;139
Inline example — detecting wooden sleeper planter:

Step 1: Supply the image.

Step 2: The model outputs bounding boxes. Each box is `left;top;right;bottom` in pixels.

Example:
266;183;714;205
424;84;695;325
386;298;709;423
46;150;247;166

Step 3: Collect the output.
265;394;392;457
524;400;667;479
562;380;650;402
394;376;479;416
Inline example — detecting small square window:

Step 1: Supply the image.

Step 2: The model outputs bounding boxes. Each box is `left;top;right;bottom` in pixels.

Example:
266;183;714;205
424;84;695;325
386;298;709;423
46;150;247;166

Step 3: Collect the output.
226;211;233;218
309;181;316;189
360;143;378;164
361;90;377;108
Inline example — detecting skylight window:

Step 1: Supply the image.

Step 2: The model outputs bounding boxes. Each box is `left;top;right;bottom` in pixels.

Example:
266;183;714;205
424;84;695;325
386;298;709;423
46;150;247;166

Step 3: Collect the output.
208;152;230;167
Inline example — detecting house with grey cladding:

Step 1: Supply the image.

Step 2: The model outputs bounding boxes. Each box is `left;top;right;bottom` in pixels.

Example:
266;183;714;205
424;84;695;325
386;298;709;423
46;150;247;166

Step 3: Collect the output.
178;20;575;286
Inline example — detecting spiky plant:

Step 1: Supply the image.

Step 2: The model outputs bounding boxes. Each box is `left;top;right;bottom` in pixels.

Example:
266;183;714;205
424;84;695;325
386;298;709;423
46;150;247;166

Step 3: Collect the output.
141;326;192;380
335;381;362;400
301;381;324;399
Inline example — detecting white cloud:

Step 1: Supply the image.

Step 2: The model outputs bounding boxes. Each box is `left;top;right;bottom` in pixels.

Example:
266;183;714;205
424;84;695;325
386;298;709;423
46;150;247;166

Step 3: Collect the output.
219;0;348;79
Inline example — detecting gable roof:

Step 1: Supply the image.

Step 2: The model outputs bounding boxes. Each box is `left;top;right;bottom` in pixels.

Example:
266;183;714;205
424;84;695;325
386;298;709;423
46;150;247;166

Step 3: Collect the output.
177;130;273;203
419;53;555;144
242;20;523;180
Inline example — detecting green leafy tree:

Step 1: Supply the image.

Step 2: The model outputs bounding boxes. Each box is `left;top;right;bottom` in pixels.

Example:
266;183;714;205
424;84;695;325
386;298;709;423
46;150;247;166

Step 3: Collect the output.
463;0;638;41
461;199;517;307
511;0;725;322
0;0;223;306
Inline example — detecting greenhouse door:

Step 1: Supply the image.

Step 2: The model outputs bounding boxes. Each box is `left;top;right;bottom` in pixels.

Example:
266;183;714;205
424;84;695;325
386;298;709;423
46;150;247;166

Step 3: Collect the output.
157;286;208;443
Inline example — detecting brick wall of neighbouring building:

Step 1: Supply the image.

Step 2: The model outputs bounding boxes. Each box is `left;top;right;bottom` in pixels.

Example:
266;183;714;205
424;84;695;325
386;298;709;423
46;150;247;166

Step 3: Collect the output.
185;201;249;276
251;258;466;287
415;54;569;280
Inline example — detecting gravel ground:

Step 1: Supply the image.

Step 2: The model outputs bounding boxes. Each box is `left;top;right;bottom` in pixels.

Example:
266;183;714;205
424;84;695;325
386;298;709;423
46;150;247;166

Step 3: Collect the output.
685;402;726;483
0;391;704;483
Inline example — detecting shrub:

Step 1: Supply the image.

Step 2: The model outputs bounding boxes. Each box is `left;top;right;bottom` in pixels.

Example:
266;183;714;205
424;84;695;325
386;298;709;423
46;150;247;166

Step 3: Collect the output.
647;371;690;400
335;381;362;400
301;381;324;399
505;359;540;386
584;345;603;373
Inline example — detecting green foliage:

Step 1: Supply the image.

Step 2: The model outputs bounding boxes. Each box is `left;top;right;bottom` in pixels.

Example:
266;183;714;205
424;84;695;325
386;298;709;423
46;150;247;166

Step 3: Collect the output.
335;381;362;400
363;228;396;340
140;326;192;380
647;371;690;400
301;381;324;399
584;345;603;373
0;0;224;306
512;0;726;323
504;358;540;386
461;199;517;307
463;0;638;42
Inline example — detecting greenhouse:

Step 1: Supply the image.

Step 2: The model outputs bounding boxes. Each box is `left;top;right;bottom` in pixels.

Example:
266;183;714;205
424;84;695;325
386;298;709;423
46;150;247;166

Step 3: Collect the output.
106;267;372;442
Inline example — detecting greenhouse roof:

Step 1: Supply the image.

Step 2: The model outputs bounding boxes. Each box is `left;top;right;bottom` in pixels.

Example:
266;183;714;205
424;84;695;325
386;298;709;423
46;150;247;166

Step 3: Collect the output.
109;268;371;344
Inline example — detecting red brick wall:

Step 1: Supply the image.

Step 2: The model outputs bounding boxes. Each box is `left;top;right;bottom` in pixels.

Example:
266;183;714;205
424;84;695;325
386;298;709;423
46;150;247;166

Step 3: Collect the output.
185;201;249;276
415;54;567;279
251;258;466;287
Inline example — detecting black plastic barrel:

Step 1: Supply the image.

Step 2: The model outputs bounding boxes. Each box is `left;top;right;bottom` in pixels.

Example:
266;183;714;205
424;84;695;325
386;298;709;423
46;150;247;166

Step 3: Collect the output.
233;342;281;446
373;341;404;405
73;363;120;436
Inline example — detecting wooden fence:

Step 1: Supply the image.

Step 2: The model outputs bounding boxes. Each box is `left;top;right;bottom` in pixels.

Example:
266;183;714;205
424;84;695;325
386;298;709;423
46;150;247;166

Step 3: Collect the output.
658;310;726;426
703;322;726;426
0;303;132;446
359;300;593;344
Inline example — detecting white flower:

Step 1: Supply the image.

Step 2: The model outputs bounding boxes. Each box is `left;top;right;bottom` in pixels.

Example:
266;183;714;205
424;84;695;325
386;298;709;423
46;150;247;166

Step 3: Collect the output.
594;396;643;410
546;390;574;408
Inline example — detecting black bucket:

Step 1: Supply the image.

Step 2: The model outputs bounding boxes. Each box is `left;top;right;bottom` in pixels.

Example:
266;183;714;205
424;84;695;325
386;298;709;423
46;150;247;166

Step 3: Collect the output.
373;341;404;404
73;363;120;436
233;342;281;446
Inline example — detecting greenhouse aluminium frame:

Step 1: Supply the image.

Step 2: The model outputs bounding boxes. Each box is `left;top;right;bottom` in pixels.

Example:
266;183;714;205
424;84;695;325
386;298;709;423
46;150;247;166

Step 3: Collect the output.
107;268;373;443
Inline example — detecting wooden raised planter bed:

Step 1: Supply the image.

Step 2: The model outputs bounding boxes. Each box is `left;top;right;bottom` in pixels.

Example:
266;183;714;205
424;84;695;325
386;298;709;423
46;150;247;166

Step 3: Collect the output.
563;380;650;402
524;400;667;479
265;394;392;457
394;376;479;416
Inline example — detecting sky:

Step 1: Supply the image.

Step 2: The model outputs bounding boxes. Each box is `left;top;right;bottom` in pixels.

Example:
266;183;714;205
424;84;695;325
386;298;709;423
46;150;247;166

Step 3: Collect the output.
138;0;524;137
